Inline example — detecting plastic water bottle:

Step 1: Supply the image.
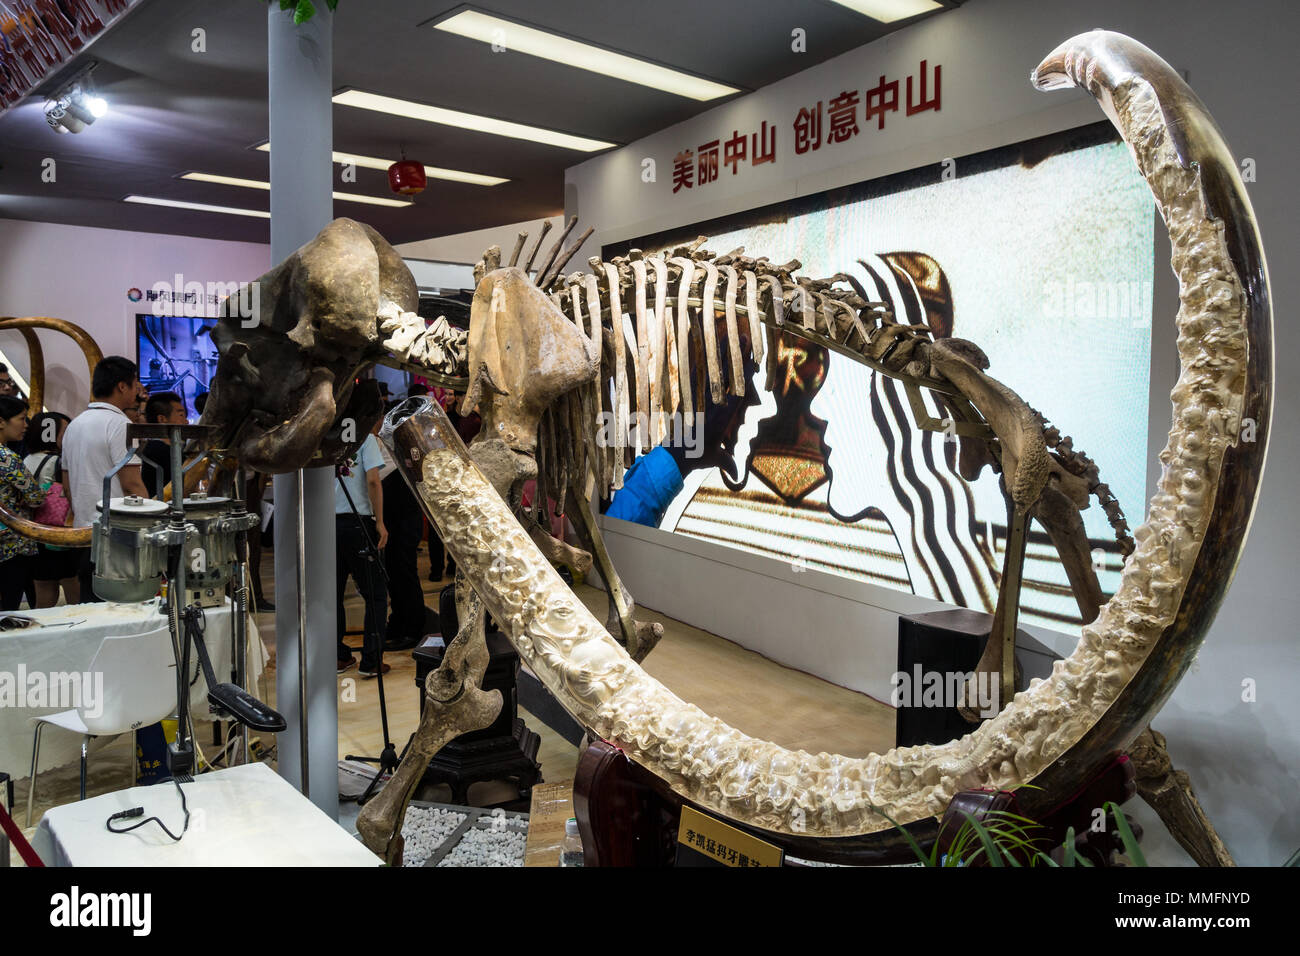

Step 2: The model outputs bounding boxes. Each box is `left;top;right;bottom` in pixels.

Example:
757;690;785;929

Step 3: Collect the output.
560;817;584;867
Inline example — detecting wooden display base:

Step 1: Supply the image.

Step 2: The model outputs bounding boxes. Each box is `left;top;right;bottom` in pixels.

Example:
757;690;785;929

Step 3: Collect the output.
412;630;543;807
572;738;1138;866
422;718;542;807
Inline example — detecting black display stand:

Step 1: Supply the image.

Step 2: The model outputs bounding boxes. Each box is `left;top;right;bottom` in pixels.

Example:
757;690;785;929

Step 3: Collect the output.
895;608;1059;748
411;630;542;806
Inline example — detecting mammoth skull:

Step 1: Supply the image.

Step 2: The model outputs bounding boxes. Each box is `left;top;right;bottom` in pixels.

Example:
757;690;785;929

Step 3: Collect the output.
201;218;417;472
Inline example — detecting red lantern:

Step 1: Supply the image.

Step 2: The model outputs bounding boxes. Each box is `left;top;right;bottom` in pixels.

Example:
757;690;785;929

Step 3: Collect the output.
388;159;427;196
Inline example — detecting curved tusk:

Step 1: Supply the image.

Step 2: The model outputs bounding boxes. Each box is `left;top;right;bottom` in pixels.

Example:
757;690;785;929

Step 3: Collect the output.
0;499;91;548
18;328;44;415
0;316;105;415
408;29;1271;845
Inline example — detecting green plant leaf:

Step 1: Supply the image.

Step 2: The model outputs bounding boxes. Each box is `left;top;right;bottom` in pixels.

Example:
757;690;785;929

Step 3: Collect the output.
325;0;338;9
1106;802;1147;867
279;0;295;11
294;0;315;24
866;804;935;867
962;813;1004;867
1062;826;1078;866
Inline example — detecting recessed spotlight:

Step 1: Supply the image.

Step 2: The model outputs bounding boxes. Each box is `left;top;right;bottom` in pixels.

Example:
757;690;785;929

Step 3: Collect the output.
44;62;108;134
124;196;270;219
826;0;943;23
434;10;739;101
179;171;413;207
332;89;616;152
254;144;509;186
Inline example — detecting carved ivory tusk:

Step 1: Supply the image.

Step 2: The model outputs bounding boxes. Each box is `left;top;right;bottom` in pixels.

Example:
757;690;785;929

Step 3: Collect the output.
402;30;1269;842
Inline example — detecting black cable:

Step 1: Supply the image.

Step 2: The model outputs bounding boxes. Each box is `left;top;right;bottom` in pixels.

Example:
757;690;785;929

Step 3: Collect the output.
185;606;210;686
184;604;207;687
105;777;190;842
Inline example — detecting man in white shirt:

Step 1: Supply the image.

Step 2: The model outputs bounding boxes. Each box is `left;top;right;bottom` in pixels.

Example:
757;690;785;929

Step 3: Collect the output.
62;356;150;601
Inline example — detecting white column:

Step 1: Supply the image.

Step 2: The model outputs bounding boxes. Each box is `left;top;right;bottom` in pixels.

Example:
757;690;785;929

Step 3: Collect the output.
268;3;338;819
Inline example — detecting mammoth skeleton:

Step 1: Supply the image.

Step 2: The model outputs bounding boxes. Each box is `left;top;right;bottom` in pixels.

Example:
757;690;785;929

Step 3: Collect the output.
352;31;1266;865
2;30;1267;867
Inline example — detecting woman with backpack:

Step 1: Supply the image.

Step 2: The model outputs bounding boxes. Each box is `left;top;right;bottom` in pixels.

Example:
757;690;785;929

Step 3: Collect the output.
22;410;77;607
0;396;46;609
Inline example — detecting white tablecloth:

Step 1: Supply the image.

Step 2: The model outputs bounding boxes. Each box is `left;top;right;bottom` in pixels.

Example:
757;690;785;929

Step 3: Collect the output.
0;598;267;780
31;762;379;866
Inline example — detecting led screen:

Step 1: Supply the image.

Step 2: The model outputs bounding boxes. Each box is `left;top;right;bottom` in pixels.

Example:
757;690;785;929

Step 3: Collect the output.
136;313;218;419
605;122;1155;635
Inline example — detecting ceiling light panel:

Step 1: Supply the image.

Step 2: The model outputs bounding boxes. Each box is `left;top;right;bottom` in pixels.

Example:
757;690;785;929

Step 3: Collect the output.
124;196;270;218
180;172;413;207
434;10;739;101
254;144;508;186
826;0;943;23
332;90;616;152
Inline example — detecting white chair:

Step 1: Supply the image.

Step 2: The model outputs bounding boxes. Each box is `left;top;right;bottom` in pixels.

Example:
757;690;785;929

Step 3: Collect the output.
26;621;177;825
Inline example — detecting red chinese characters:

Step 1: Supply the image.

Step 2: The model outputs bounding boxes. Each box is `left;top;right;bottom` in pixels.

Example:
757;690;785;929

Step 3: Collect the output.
697;139;720;185
907;59;941;116
791;60;941;151
668;59;940;192
672;149;694;193
794;102;823;154
672;121;778;191
827;90;860;143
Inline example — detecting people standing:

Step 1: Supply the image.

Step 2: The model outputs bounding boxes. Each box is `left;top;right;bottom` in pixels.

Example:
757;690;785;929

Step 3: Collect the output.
137;391;187;498
61;357;150;602
381;406;427;652
0;396;45;610
0;364;28;458
23;412;78;607
335;421;389;677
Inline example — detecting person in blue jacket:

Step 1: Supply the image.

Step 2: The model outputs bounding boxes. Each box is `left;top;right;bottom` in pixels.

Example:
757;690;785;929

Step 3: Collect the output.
608;324;759;527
